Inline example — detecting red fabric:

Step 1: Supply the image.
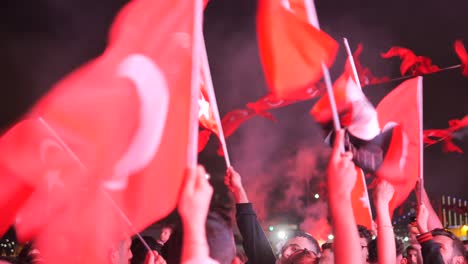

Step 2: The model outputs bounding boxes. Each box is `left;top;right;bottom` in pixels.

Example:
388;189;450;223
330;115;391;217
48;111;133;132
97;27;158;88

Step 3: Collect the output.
221;109;257;138
0;0;202;262
257;0;338;100
351;167;373;230
247;86;320;114
454;40;468;76
198;130;212;153
381;47;440;76
310;75;368;129
0;119;57;236
345;43;390;86
424;115;468;153
376;77;423;214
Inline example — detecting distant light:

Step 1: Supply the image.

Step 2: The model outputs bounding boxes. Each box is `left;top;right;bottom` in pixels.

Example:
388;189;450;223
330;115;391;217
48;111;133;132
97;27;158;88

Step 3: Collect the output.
462;225;468;232
277;230;287;239
328;234;334;240
404;236;409;242
314;194;320;199
269;226;274;232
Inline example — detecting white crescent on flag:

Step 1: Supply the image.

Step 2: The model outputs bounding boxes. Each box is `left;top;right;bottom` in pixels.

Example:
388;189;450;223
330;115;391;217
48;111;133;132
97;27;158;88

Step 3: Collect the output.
104;54;170;190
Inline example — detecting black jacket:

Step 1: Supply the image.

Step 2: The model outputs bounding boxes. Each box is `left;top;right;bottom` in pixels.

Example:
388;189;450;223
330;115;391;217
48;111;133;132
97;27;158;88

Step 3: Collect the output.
236;203;277;264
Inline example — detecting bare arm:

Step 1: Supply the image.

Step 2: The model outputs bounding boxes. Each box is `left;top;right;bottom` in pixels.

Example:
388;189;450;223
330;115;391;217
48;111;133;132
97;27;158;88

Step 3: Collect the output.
374;180;396;264
327;130;363;264
418;184;443;230
224;167;249;203
178;166;218;263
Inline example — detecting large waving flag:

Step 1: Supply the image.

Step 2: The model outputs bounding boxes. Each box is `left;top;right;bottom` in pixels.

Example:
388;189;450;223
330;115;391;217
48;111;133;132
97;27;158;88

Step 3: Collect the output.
257;0;338;100
0;0;203;262
376;77;423;214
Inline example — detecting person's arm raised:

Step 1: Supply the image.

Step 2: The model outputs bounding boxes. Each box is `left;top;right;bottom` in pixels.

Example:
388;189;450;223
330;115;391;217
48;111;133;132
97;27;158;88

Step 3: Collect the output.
327;129;363;264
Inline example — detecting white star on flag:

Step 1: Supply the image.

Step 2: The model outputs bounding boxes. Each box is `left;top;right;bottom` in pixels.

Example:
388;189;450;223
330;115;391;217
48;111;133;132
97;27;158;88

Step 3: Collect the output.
360;192;371;209
198;97;210;119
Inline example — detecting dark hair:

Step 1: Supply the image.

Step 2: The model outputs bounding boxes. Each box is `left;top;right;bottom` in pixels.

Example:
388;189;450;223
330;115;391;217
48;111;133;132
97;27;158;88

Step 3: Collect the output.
321;242;333;252
405;245;417;256
131;236;159;264
357;225;373;244
431;229;465;258
367;239;378;263
162;211;236;264
159;224;175;231
15;242;42;264
288;231;320;255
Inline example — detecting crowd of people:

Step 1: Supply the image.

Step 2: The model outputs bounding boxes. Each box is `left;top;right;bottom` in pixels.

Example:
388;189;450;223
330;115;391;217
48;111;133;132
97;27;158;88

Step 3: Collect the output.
0;130;466;264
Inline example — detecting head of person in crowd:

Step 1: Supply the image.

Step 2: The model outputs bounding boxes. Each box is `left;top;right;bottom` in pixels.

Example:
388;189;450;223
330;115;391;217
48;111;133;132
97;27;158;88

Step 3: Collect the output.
357;225;373;263
318;242;334;264
278;231;320;264
431;228;465;264
157;225;174;246
162;210;236;264
405;245;418;264
282;248;319;264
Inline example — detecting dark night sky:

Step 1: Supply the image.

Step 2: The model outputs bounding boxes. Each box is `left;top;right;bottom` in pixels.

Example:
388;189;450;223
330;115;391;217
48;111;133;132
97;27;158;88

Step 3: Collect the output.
0;0;466;211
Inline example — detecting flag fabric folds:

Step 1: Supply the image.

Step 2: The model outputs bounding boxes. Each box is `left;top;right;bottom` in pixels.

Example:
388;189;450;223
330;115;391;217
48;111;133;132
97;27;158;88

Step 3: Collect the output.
256;0;338;100
0;0;203;262
376;77;423;214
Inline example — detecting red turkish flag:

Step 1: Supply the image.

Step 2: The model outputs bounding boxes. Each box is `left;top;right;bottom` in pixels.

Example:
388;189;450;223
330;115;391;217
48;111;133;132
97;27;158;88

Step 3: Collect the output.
0;0;203;262
257;0;338;100
381;47;440;76
376;77;423;214
351;167;373;230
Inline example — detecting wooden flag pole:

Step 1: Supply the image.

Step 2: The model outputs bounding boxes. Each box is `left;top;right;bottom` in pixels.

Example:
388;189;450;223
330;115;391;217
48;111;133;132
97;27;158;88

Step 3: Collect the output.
200;36;232;168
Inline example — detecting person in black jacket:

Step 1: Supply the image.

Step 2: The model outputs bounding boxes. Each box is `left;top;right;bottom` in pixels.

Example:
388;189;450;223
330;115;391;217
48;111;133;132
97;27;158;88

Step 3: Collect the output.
225;167;321;264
